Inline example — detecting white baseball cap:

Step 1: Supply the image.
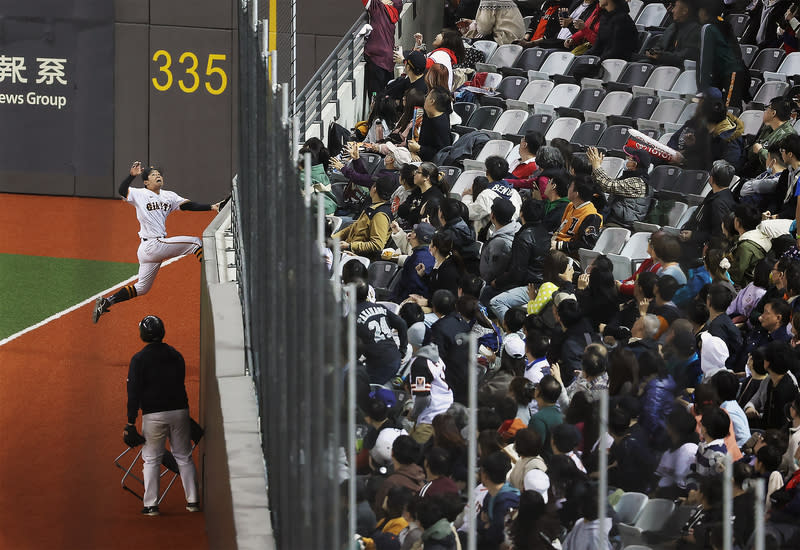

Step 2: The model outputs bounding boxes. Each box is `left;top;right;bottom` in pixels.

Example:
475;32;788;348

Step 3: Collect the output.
504;334;526;359
700;332;729;379
370;427;407;466
383;143;413;167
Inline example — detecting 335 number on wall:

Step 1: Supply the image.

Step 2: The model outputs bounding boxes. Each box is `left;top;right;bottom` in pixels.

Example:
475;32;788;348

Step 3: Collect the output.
151;50;228;95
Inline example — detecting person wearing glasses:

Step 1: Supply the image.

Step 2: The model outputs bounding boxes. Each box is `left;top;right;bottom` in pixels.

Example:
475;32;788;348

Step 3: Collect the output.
744;97;796;178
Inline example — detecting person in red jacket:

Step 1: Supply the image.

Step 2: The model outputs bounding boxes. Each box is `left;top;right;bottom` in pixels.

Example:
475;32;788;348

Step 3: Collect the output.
564;0;602;50
509;131;544;181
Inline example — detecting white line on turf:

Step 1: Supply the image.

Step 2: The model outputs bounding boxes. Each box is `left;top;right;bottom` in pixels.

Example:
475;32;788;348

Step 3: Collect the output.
0;256;183;347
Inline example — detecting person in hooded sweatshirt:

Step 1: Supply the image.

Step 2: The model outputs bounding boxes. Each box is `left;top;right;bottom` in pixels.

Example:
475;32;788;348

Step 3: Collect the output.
415;496;458;550
462;156;523;238
407;332;455;444
437;198;481;274
476;451;520;550
374;435;426;520
479;198;520;292
587;146;651;230
728;203;773;287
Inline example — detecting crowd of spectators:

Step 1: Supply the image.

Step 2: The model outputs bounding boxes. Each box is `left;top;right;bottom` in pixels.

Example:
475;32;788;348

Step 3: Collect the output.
320;0;800;547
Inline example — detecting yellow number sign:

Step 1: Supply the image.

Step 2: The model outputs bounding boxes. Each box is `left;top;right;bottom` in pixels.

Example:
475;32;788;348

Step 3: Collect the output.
152;51;228;95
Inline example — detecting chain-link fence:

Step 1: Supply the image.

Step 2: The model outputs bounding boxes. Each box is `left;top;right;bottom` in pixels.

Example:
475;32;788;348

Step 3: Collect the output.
232;2;347;548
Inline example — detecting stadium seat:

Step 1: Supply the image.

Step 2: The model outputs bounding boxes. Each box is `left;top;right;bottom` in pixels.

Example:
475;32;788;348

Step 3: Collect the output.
510;47;554;73
541;83;581;109
751;48;786;74
601;59;628;81
450;169;486;196
495;76;529;100
454;105;503;134
658;132;674;144
662;169;708;201
491;109;530;135
595;227;630;254
638;32;663;55
369;261;400;299
726;13;750;37
612;492;649;525
667;201;689;227
609;95;658;127
739;109;764;136
557;88;606;119
564;55;601;78
739;44;759;68
644;98;686;125
601;156;626;178
545;117;581;142
438;166;463;190
639;65;681;93
751;81;789;105
674;205;697;228
515;113;554;138
506;144;520;163
629;0;645;20
510;80;555;109
635;3;667;28
775;51;800;76
571;121;607;149
586;91;634;123
454;102;478;125
478;44;523;72
649;165;683;195
536;51;575;76
617;499;676;548
674;101;697;126
472;40;498;62
361;152;384;174
615;62;656;88
597;125;631;152
662;70;697;97
476;139;515;162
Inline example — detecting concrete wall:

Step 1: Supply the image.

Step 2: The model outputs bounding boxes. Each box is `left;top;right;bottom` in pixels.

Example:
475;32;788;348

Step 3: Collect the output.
200;207;273;550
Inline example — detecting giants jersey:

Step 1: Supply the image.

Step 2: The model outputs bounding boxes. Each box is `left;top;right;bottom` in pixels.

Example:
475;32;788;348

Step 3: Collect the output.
410;355;453;425
126;187;187;239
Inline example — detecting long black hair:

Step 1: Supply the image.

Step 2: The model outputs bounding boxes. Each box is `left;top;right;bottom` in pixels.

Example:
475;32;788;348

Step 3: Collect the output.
299;137;331;171
437;29;465;63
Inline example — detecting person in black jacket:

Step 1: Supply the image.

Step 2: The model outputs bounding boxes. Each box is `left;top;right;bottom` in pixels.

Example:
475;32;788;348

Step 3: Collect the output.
636;0;700;67
588;0;639;61
705;282;742;370
680;159;737;260
397;161;447;226
483;198;550;316
408;87;452;162
123;315;199;516
438;198;481;274
411;231;467;307
354;280;409;384
425;289;471;404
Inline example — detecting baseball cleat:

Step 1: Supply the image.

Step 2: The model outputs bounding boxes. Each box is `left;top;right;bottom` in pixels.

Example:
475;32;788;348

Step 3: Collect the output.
141;506;160;516
92;297;110;324
186;502;201;512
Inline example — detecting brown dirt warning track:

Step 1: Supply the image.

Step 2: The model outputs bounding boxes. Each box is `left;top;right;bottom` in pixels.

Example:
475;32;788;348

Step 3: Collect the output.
0;193;215;549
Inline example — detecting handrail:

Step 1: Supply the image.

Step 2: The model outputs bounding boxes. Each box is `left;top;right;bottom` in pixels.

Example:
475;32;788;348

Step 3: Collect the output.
295;12;368;134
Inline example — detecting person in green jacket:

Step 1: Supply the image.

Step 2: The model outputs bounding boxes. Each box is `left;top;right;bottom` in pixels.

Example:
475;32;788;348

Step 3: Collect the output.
298;137;339;215
697;0;749;109
729;203;772;288
746;97;797;176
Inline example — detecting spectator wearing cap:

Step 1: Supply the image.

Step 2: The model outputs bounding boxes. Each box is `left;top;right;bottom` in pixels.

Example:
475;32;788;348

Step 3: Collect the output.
391;222;436;302
485;199;550;319
334;175;396;260
462;155;523;238
699;332;729;382
479;198;520;292
478;336;526;404
587;146;651;229
385;50;429;102
680;159;736;259
508;131;544;181
746;97;796;176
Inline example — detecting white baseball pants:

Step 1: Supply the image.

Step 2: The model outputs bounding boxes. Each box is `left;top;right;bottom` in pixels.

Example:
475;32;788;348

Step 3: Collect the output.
141;408;198;507
134;236;202;296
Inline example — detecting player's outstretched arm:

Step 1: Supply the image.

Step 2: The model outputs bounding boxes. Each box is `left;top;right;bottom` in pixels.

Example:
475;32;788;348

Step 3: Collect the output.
119;161;143;198
179;200;221;212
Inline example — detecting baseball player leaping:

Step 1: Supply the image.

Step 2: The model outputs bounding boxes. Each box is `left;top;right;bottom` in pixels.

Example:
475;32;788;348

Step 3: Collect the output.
92;161;223;324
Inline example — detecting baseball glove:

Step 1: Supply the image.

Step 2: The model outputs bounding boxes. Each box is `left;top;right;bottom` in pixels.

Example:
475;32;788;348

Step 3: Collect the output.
123;424;146;447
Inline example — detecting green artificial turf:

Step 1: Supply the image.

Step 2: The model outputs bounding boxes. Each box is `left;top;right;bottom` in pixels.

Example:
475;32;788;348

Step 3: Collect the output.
0;254;138;339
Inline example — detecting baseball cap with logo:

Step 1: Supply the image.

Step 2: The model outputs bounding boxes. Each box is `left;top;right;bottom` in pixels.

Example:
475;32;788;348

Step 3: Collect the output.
503;334;526;359
622;146;652;172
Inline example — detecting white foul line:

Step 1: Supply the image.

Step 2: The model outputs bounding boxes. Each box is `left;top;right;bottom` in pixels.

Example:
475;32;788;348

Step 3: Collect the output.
0;256;183;347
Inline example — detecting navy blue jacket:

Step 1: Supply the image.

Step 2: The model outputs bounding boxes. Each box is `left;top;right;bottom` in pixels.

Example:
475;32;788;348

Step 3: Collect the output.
393;245;435;301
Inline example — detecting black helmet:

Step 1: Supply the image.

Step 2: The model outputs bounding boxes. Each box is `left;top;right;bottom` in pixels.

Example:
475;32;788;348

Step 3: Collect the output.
139;315;165;342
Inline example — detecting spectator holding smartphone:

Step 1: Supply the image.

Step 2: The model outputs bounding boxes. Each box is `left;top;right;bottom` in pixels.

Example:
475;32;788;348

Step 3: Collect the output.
635;0;701;67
